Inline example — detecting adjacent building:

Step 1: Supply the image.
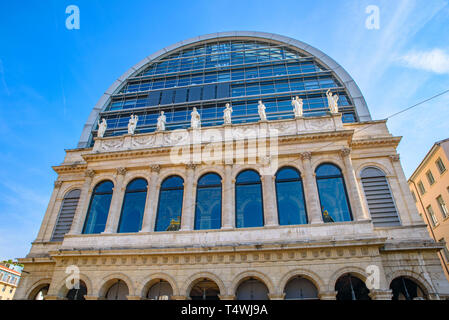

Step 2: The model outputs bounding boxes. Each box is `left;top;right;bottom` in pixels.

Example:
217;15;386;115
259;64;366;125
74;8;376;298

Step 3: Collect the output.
14;31;449;300
408;138;449;282
0;264;22;300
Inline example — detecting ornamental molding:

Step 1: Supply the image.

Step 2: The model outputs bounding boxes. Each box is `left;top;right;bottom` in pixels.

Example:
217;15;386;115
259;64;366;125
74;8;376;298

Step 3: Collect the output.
85;169;95;178
116;167;127;176
52;164;87;174
350;136;401;148
389;154;400;162
50;245;381;267
54;180;63;188
300;152;312;161
340;148;351;157
150;164;161;173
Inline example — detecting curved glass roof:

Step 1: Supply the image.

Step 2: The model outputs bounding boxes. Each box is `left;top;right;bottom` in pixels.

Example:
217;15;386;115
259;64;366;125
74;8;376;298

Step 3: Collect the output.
79;32;370;148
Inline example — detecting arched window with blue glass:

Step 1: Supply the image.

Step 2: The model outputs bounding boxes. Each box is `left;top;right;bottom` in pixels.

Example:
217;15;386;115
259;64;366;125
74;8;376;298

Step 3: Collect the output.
235;170;264;228
117;178;148;233
155;176;184;232
82;180;114;234
315;163;352;223
275;167;308;225
194;173;222;230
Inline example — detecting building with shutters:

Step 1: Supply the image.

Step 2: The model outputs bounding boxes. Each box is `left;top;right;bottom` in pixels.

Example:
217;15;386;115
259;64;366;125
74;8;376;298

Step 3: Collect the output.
0;264;22;300
408;138;449;283
14;32;449;300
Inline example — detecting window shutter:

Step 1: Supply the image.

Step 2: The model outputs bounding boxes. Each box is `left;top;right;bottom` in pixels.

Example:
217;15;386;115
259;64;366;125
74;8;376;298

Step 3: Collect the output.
51;189;81;242
361;168;400;227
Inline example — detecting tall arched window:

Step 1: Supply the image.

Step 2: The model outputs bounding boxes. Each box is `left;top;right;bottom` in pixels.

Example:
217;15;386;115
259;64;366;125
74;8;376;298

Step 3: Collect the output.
315;163;352;223
275;167;307;225
82;181;114;234
51;189;81;241
235;170;264;228
117;178;148;233
361;167;400;227
155;176;184;232
195;173;222;230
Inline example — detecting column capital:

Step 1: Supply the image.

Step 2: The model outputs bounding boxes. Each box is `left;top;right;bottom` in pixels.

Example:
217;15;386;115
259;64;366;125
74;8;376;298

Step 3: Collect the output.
389;154;400;162
268;293;285;300
54;180;63;188
368;289;393;300
186;162;197;170
218;294;236;300
300;152;312;160
85;169;95;178
150;164;161;173
340;147;351;157
171;295;188;300
116;167;127;176
318;291;337;300
126;295;143;300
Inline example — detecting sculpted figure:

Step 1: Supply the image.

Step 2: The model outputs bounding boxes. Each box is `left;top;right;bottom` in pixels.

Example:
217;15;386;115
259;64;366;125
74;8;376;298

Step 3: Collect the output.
157;111;166;131
223;103;233;124
258;100;267;121
128;114;139;135
292;96;303;118
97;118;107;138
326;89;339;113
190;107;201;129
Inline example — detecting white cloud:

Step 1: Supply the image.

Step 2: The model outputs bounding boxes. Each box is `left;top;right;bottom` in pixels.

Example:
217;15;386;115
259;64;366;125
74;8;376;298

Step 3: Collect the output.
399;49;449;74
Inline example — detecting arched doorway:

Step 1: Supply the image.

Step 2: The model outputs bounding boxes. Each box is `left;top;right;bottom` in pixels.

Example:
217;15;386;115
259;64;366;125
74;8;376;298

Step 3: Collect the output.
189;278;220;300
32;284;50;300
284;276;318;300
66;280;87;300
236;278;269;300
147;280;173;300
105;279;129;300
390;276;427;300
335;273;371;300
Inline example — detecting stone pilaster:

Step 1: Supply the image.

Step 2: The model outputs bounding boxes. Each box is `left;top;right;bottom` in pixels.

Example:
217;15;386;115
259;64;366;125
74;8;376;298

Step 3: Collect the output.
222;163;234;229
141;165;160;232
340;148;365;221
390;154;422;224
180;163;196;231
261;174;278;226
300;152;323;224
68;169;95;235
35;180;64;242
318;291;337;300
103;167;127;233
268;293;285;300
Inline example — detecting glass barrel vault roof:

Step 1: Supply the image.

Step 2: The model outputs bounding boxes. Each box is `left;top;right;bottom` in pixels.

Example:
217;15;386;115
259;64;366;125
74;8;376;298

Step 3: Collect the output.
79;32;371;148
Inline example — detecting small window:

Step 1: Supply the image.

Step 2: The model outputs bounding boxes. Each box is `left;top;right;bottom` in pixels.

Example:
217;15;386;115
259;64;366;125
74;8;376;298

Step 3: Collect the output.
418;181;426;195
411;191;417;203
426;170;435;185
436;195;448;219
427;205;438;227
51;189;81;242
436;158;446;174
439;238;449;262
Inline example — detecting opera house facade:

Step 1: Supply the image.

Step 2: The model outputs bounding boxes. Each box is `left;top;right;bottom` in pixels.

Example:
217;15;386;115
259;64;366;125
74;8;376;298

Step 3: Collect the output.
14;32;449;300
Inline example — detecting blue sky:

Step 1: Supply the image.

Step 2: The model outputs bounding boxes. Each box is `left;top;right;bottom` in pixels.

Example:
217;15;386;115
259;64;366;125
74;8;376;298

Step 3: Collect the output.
0;0;448;260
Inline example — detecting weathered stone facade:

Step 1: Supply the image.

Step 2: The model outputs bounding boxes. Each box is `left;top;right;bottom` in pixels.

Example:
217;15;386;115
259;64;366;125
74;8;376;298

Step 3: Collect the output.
14;114;449;300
